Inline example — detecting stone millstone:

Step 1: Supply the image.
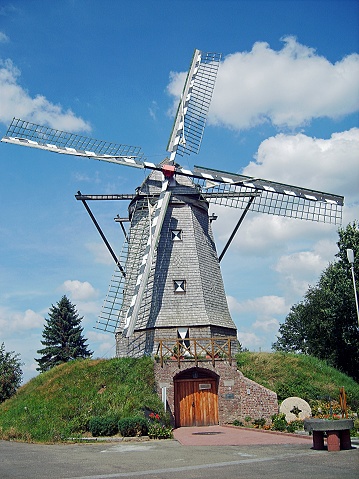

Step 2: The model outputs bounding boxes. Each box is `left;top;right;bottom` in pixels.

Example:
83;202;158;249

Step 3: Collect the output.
279;396;312;422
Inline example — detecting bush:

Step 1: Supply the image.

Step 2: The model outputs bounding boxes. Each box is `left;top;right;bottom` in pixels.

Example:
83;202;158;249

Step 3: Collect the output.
88;416;119;437
146;411;173;439
287;419;304;432
253;418;266;428
118;416;148;437
232;419;243;427
147;422;173;439
271;413;287;432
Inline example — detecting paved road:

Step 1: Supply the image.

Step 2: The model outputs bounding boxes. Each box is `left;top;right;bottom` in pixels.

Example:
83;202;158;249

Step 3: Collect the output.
1;436;358;479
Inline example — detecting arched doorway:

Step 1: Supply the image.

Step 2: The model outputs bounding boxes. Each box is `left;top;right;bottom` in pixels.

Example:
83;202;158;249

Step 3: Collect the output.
174;368;219;427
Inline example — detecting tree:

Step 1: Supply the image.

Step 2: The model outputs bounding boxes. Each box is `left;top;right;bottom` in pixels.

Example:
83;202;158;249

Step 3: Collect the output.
36;295;93;372
0;343;23;402
273;222;359;381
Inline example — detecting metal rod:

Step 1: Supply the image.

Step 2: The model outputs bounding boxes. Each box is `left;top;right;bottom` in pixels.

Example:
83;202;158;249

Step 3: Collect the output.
218;195;256;262
350;264;359;326
118;221;128;242
79;195;126;278
347;249;359;326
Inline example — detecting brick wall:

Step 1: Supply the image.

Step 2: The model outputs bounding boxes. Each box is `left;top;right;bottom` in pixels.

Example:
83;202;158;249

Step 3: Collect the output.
154;359;278;425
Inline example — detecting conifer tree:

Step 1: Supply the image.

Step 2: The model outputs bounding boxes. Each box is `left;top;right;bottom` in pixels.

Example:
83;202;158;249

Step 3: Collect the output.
36;295;93;372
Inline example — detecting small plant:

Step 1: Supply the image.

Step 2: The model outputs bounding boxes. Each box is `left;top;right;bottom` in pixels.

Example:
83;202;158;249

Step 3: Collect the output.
232;419;243;427
252;418;266;428
88;416;119;437
244;416;252;423
351;418;359;437
287;419;304;433
271;413;287;432
118;416;148;437
147;411;173;439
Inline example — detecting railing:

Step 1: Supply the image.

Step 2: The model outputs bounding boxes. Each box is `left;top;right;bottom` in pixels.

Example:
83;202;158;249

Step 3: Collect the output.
155;337;232;367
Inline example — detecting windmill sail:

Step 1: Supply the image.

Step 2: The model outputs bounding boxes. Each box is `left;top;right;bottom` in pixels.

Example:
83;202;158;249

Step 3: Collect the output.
167;50;222;159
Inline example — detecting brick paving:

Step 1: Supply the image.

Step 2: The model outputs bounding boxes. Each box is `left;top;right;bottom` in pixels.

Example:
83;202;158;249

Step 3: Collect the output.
173;425;313;446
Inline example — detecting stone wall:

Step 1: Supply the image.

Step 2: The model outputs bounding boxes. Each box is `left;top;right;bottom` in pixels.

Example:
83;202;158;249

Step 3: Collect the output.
154;359;278;425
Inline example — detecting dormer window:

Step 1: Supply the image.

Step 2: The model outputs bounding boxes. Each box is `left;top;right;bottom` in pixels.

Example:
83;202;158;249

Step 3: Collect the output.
174;279;186;293
171;229;182;241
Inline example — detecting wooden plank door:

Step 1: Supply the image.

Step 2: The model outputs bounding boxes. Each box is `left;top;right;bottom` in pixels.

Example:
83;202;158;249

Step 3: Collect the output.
175;378;218;427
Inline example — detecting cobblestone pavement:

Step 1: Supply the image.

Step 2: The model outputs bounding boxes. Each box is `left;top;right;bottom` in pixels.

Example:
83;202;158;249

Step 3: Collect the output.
173;425;313;446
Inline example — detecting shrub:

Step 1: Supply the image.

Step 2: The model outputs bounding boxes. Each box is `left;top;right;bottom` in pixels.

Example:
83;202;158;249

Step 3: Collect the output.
253;418;266;428
351;418;359;437
147;422;173;439
88;416;119;437
287;419;304;432
118;416;148;437
271;413;287;432
147;411;173;439
232;419;243;427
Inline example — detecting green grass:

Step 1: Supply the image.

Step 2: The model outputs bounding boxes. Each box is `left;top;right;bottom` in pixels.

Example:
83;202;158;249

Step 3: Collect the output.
236;352;359;409
2;353;358;443
0;357;163;442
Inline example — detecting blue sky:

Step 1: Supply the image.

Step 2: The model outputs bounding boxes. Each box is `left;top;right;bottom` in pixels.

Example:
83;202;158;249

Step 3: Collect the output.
0;0;358;383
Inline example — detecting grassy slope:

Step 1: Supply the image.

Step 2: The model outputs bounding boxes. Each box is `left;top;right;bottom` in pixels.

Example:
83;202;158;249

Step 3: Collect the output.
236;352;359;408
1;353;358;442
0;357;163;442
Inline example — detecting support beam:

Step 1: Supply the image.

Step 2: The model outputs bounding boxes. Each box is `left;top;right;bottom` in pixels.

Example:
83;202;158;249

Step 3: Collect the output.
77;192;126;278
219;195;256;262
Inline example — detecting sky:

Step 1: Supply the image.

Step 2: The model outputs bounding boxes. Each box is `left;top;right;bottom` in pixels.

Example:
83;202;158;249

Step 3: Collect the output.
0;0;358;383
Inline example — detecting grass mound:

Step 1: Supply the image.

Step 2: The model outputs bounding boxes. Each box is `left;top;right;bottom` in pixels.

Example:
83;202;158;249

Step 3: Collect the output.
1;352;358;443
236;351;359;409
0;357;163;442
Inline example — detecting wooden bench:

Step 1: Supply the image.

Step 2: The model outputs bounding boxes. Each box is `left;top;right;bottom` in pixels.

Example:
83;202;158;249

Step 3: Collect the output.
304;419;354;452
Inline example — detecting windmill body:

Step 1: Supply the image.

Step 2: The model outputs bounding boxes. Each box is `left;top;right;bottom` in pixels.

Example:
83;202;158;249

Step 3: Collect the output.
115;167;238;358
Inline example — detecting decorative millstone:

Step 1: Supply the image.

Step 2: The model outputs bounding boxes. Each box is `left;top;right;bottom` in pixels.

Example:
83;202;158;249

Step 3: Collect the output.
279;397;312;422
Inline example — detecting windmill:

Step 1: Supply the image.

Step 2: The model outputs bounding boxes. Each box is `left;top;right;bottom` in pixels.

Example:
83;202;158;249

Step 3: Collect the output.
2;50;344;361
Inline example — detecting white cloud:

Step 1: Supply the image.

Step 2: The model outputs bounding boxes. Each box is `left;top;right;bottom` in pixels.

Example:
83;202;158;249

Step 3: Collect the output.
252;317;280;332
167;37;359;130
0;32;9;43
61;279;98;301
274;250;329;296
237;331;262;349
211;208;338;259
87;330;115;355
166;71;187;116
0;58;91;131
210;36;359;130
229;295;283;333
244;128;359;201
86;242;114;265
149;100;159;120
228;294;287;315
0;307;44;335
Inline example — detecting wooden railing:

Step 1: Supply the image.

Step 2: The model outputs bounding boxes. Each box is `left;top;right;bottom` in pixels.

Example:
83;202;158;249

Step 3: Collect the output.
155;337;232;367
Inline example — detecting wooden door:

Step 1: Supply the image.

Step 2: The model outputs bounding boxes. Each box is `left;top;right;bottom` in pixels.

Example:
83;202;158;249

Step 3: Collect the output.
175;378;218;427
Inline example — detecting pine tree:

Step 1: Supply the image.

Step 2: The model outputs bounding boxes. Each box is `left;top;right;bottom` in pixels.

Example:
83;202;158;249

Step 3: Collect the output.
36;295;93;372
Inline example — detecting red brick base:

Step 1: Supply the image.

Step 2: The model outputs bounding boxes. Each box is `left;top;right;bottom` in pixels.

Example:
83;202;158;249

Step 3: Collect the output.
154;359;278;425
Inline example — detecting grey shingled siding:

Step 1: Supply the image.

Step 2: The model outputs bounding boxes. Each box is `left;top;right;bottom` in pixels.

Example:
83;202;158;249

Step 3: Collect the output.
116;166;237;357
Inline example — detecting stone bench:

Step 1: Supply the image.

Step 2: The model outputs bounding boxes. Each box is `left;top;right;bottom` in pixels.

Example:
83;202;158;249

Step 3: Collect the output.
304;419;354;452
